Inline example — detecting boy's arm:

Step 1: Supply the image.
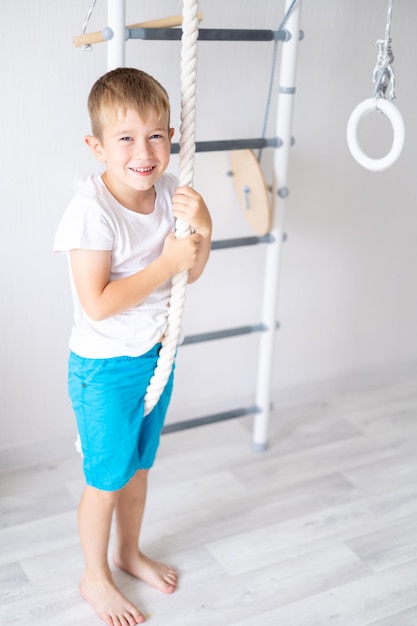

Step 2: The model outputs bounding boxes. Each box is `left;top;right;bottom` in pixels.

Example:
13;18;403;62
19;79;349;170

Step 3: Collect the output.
172;186;212;284
70;231;201;321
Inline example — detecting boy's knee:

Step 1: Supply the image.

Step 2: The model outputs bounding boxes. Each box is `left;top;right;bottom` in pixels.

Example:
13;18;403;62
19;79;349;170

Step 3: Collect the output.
86;484;121;503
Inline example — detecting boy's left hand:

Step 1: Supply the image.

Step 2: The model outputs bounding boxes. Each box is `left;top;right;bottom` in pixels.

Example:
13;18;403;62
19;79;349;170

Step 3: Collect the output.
172;186;212;236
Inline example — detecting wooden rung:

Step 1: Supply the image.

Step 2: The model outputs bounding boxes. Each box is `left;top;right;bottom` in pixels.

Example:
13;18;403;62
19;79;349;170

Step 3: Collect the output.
73;11;203;47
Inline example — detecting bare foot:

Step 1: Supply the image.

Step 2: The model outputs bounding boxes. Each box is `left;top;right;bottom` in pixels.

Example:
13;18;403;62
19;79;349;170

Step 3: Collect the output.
80;572;145;625
113;550;178;594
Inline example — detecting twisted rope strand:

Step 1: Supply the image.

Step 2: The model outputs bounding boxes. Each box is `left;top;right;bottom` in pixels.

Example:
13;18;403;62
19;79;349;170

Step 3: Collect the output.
143;0;199;415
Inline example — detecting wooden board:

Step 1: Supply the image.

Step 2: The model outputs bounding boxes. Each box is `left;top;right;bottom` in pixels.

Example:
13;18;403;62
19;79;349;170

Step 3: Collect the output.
230;149;272;235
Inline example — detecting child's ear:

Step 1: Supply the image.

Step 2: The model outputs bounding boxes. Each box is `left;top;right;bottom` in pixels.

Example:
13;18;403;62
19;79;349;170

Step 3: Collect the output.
84;135;106;162
169;128;175;141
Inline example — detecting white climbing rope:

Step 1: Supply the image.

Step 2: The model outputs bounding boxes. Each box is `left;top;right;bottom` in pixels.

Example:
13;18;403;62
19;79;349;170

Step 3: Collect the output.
143;0;199;416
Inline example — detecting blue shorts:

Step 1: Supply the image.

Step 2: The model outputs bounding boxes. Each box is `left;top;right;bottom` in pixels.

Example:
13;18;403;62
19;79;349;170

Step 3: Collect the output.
68;344;174;491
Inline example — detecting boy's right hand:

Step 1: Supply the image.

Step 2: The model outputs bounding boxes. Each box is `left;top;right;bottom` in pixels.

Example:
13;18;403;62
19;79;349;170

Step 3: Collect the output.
162;231;202;275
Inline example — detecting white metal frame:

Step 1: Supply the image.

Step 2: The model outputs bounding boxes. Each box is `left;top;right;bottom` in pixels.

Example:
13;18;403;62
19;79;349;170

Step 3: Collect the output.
104;0;303;450
254;0;302;449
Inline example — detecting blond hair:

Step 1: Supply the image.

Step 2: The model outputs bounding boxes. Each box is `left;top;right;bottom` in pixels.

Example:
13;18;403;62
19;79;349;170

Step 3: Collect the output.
88;67;170;141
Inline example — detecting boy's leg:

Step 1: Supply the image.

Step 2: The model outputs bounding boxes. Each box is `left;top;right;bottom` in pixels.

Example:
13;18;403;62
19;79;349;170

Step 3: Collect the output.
113;469;177;594
78;485;145;625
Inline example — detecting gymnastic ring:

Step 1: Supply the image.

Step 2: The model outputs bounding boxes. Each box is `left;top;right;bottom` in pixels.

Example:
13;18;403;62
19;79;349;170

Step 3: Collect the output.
346;98;405;172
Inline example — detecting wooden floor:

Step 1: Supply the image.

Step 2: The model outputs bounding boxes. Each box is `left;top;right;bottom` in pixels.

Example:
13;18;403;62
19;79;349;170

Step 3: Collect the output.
1;377;417;625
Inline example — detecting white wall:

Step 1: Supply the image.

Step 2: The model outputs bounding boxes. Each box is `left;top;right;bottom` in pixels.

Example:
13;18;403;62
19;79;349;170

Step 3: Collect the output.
0;1;416;464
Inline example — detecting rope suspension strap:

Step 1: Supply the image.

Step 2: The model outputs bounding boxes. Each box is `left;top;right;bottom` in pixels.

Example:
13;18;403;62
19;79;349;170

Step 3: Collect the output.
258;0;298;163
347;0;405;172
79;0;99;51
143;0;199;416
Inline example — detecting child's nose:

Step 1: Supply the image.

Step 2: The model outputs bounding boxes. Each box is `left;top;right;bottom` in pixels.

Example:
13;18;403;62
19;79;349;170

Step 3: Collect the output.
135;139;152;158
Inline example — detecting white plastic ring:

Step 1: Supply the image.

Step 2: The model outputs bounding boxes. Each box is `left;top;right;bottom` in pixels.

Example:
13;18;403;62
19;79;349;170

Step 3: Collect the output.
347;98;405;172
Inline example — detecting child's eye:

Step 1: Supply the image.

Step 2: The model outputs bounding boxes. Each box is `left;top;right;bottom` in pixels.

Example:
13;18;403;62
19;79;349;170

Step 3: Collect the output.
120;136;132;141
150;134;163;140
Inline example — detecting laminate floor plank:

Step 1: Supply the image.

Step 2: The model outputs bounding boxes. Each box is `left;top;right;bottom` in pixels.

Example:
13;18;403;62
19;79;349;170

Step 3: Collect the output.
368;606;417;625
229;559;417;626
342;450;417;493
0;485;77;529
205;484;417;576
346;515;417;572
0;511;79;566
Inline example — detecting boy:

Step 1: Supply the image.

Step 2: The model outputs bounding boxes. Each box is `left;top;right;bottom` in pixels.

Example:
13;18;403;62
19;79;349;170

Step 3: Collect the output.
54;67;212;625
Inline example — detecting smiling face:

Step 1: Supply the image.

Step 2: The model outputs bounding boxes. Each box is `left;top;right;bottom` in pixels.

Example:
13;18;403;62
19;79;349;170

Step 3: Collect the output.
86;107;174;212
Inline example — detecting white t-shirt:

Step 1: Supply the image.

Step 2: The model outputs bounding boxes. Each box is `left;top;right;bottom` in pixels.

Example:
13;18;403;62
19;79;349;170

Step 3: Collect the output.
54;172;177;358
